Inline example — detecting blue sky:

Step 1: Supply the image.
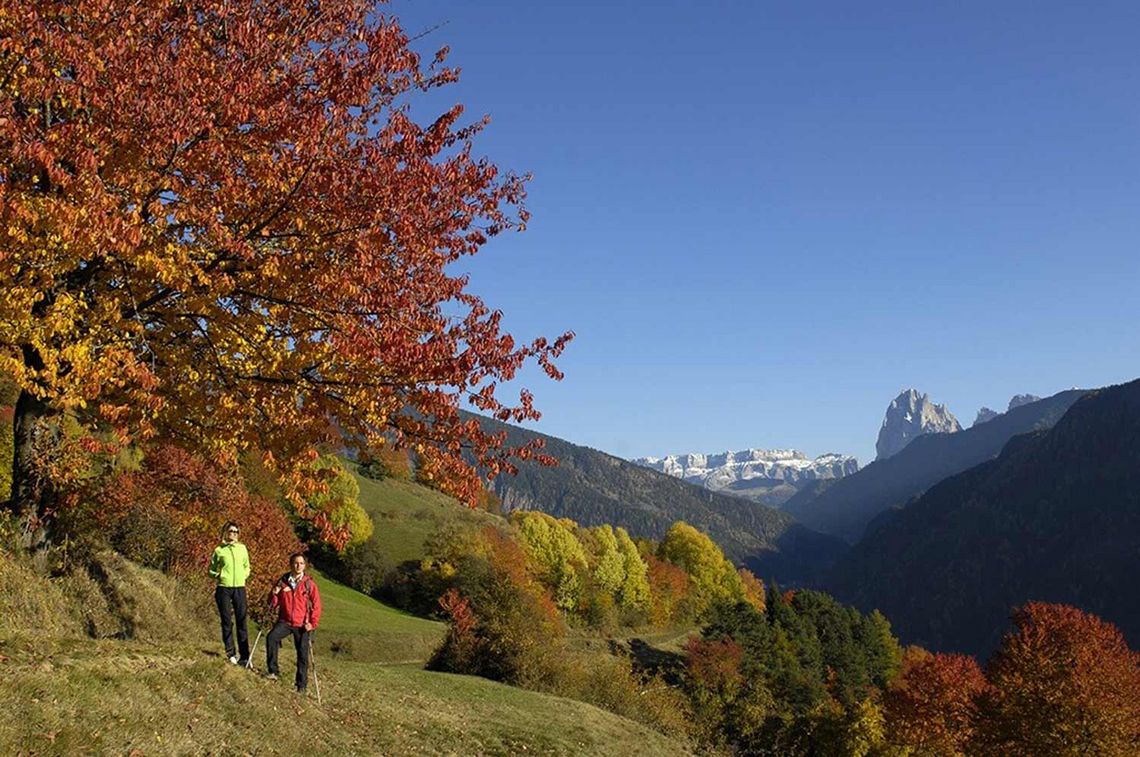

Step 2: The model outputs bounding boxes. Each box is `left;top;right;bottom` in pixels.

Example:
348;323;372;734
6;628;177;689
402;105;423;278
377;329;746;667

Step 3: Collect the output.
392;0;1140;463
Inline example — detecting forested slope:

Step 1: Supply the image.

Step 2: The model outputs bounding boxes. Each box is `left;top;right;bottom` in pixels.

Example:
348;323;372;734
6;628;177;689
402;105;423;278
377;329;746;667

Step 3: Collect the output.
785;389;1086;542
825;379;1140;656
470;413;847;584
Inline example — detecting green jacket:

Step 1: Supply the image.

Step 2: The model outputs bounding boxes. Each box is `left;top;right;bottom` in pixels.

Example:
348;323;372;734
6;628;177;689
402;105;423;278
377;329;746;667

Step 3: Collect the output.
209;542;251;588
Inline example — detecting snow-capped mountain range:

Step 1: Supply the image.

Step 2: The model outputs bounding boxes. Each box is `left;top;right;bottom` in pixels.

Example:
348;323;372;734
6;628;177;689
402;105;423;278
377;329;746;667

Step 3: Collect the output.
632;449;859;506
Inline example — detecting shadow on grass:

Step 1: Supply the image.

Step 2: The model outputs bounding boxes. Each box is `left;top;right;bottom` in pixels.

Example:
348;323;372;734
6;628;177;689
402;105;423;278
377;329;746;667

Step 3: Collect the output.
609;638;686;685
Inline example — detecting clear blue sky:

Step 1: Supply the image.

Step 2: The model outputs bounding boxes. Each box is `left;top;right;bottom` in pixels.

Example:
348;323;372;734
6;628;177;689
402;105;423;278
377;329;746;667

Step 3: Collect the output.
392;0;1140;464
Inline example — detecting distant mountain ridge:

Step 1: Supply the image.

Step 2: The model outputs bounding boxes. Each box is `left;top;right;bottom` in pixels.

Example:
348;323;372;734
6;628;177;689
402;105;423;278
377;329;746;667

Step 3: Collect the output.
824;379;1140;657
632;448;859;507
465;414;848;584
785;389;1087;543
974;393;1042;427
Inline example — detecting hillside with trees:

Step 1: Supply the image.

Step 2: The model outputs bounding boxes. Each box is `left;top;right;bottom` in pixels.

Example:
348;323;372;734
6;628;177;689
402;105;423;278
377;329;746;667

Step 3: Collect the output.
468;413;848;584
825;379;1140;657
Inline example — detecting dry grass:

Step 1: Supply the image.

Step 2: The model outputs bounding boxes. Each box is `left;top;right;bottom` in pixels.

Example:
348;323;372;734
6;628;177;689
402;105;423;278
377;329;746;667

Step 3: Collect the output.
2;547;693;756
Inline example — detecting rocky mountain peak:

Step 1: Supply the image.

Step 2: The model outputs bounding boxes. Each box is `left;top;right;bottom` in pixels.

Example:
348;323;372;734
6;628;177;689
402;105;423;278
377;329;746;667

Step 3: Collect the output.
973;407;1000;427
971;393;1044;428
1008;393;1041;411
875;389;962;461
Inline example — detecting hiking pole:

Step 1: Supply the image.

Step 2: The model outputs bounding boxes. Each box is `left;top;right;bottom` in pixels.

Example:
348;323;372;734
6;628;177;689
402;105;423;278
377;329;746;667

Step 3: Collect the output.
308;632;322;704
247;628;264;670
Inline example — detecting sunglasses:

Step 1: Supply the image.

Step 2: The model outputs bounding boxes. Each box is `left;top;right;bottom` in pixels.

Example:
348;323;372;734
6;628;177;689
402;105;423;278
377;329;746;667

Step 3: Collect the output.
227;529;240;534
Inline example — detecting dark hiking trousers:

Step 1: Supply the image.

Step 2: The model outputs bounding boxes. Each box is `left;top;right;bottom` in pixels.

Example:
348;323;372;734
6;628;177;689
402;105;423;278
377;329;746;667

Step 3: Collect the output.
266;621;312;690
215;586;250;661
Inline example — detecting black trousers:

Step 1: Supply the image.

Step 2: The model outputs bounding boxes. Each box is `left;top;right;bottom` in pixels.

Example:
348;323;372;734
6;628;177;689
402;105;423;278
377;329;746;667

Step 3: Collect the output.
214;586;250;661
266;621;312;689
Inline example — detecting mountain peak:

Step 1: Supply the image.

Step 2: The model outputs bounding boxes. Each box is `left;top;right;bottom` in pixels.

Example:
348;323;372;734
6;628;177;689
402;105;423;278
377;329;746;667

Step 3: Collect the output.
973;407;1000;427
875;389;962;460
1008;393;1041;411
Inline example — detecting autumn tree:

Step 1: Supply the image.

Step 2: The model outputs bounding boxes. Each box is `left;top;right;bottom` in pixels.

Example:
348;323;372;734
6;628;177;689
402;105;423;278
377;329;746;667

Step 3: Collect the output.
301;454;372;549
737;567;766;613
0;0;570;542
511;511;588;611
658;521;745;617
972;602;1140;756
615;526;650;613
883;647;988;755
588;524;625;595
81;443;302;623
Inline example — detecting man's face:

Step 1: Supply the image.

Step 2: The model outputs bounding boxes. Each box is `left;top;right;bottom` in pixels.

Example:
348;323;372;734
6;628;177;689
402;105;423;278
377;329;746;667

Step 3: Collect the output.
225;527;240;543
292;557;306;575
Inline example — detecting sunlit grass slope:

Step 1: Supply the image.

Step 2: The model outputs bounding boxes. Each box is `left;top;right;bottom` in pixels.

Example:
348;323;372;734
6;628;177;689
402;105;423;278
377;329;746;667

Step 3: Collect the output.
1;636;691;755
349;464;504;566
307;567;446;664
2;552;691;756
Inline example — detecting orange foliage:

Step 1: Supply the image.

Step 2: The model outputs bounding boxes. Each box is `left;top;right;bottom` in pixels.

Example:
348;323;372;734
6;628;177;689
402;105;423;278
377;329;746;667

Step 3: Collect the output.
0;0;571;525
359;446;412;481
87;444;301;624
737;567;766;613
883;647;988;755
973;602;1140;756
645;553;693;626
686;636;745;698
429;526;563;683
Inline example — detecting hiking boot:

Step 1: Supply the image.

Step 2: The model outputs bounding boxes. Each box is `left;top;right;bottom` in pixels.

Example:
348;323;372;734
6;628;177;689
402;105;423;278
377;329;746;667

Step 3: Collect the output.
238;659;250;668
228;655;239;665
265;673;278;681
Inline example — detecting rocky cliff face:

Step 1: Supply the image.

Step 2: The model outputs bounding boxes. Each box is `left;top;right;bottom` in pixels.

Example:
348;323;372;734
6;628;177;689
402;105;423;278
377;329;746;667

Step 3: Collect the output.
973;407;1000;427
1008;393;1041;411
875;389;962;460
973;394;1043;427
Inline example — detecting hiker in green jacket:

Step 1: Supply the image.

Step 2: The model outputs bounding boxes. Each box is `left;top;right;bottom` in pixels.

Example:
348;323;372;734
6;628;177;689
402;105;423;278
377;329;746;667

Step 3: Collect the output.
209;521;251;665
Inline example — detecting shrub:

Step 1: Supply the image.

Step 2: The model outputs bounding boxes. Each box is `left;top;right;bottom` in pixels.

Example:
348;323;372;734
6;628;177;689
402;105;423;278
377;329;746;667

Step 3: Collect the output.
547;651;692;740
358;446;412;481
341;537;395;596
429;527;564;686
299;454;373;550
74;443;302;626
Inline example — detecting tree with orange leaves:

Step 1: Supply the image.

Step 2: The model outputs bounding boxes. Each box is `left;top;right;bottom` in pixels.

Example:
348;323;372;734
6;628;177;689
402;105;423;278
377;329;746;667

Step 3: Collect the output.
973;602;1140;756
0;0;571;542
883;646;988;755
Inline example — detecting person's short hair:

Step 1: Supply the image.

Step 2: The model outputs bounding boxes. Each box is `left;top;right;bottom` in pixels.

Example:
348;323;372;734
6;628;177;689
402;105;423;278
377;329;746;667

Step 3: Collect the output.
289;552;306;565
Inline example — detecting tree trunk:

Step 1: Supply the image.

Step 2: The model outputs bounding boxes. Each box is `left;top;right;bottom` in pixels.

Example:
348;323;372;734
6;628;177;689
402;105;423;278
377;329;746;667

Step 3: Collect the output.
8;388;55;548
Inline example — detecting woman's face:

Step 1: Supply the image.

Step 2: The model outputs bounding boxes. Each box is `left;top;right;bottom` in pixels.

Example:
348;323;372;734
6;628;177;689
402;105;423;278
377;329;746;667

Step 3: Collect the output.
225;526;240;543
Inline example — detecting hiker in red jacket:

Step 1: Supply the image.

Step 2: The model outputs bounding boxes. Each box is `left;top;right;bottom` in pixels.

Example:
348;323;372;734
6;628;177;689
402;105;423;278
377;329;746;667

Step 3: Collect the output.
265;552;322;693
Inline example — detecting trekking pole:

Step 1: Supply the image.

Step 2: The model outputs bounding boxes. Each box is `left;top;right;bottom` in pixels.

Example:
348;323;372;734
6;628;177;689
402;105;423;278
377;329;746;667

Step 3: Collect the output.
247;627;264;670
308;633;322;705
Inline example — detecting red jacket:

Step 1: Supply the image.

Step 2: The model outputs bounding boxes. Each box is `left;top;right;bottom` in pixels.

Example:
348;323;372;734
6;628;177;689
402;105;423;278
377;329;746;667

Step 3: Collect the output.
269;573;322;629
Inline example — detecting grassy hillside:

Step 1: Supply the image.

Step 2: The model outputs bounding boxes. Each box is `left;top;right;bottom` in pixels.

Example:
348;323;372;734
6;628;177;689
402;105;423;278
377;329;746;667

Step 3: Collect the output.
349;466;503;566
310;567;445;664
1;550;692;756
